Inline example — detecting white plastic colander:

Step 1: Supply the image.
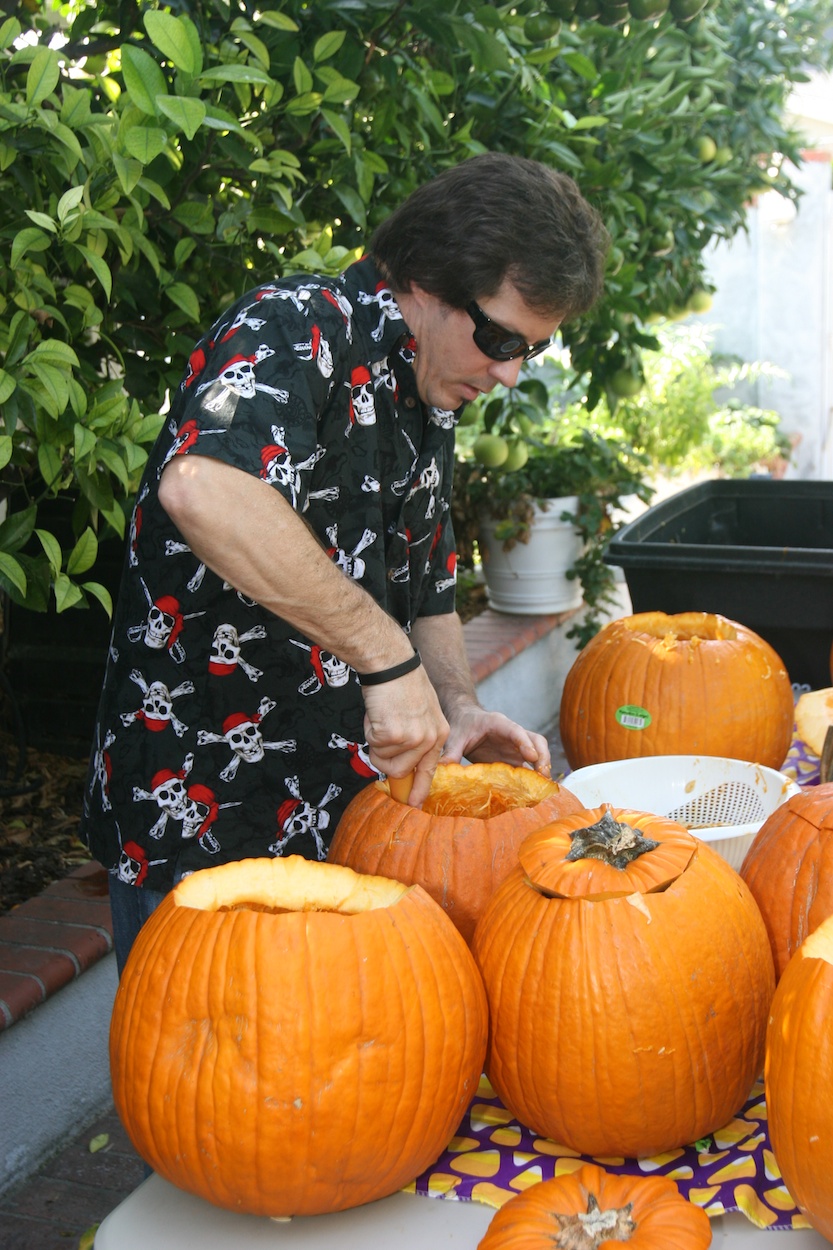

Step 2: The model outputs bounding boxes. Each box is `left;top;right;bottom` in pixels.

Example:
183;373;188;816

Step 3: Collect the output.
563;755;801;871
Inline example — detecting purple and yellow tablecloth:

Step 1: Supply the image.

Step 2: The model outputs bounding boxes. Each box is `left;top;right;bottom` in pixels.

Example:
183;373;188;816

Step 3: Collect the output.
408;1074;811;1231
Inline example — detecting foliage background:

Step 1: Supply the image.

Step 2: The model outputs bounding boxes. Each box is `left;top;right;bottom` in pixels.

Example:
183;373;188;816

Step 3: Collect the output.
1;0;831;615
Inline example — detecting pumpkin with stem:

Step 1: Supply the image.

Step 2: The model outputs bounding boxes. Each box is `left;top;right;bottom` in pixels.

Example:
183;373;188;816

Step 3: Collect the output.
477;1163;712;1250
559;611;794;770
766;915;833;1241
741;784;833;980
328;761;583;942
109;856;488;1217
472;804;775;1158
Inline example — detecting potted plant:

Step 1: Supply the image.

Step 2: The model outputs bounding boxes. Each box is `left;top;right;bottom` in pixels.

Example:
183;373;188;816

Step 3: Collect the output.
453;363;653;647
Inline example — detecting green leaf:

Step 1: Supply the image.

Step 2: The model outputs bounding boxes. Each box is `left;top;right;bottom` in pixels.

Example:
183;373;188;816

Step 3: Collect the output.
321;108;351;153
143;11;198;75
156;95;206;140
67;528;98;576
121;44;168;116
73;245;113;300
54;571;84;612
114;154;143;195
73;422;97;462
0;505;36;553
30;361;69;414
332;183;366;229
256;10;299;31
95;444;130;491
165;282;200;321
34;527;62;577
0;16;22;50
0;435;11;470
234;30;272;71
28;339;80;368
0;553;27;597
313;31;346;63
293;57;313;95
0;370;15;405
57;185;85;222
11;227;51;269
82;581;113;618
25;210;57;233
198;64;275;87
562;51;598;80
27;47;60;108
123;126;169;164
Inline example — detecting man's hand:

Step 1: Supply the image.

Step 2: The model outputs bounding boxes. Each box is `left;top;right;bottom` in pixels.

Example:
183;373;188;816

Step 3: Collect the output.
361;665;449;809
441;703;552;777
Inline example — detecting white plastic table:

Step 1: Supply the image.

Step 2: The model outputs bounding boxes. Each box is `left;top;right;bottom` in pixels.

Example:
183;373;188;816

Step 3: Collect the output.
95;1174;830;1249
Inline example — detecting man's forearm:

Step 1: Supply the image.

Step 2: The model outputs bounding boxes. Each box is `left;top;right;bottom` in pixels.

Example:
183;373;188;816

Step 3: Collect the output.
411;612;480;716
159;455;415;674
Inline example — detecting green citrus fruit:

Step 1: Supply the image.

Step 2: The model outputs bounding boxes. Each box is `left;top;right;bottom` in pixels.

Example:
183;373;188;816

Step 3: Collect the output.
696;135;717;162
458;404;481;427
574;0;601;17
473;433;510;468
669;0;708;17
687;289;714;314
503;440;531;472
649;229;675;257
609;370;643;398
628;0;669;16
714;146;733;166
598;0;629;23
546;0;577;16
524;12;562;39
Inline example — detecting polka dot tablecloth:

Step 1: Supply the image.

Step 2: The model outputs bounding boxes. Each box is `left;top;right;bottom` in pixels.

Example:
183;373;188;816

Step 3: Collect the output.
409;726;826;1231
408;1075;812;1231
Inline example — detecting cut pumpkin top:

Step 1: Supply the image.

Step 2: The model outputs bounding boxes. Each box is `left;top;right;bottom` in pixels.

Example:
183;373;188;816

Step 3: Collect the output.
518;804;698;899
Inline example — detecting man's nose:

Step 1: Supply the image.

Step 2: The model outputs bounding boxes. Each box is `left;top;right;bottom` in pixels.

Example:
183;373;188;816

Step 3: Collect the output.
488;357;526;388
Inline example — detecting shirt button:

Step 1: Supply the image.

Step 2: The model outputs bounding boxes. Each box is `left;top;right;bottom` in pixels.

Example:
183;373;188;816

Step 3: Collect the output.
404;396;417;409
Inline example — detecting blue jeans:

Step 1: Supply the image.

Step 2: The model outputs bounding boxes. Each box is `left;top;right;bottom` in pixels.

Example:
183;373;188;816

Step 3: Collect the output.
108;875;169;977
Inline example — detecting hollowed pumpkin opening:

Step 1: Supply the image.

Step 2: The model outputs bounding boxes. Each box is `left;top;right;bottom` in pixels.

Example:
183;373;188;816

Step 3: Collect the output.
173;855;409;915
413;762;559;818
624;610;737;643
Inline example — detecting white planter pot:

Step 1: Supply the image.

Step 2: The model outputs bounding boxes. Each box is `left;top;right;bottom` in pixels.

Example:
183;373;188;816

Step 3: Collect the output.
478;497;584;615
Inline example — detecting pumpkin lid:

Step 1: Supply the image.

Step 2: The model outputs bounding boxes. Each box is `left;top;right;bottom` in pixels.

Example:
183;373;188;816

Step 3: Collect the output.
518;804;698;899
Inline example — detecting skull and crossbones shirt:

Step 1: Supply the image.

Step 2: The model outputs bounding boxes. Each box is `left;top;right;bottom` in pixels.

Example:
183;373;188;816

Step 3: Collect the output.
80;257;460;891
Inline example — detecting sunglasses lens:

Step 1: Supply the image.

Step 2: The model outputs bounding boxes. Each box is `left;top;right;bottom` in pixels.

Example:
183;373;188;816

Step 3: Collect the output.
474;327;525;361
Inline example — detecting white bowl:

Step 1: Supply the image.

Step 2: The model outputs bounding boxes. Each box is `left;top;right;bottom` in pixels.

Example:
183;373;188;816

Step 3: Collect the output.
563;755;801;871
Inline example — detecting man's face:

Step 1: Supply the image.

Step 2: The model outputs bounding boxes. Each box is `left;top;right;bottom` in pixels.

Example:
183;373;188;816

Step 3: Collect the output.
407;279;562;413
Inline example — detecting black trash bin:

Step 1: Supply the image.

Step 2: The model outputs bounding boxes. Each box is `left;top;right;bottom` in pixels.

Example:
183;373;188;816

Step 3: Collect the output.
605;479;833;689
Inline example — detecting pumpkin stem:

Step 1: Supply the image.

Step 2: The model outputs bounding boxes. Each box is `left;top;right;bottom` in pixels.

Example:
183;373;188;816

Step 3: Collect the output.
566;808;659;868
553;1193;636;1248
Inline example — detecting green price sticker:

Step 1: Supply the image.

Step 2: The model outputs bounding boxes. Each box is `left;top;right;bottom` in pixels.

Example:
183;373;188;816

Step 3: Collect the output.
615;705;651;731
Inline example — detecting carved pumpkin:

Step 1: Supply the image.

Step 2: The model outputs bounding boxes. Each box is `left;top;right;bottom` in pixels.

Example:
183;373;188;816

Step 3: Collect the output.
559;611;794;770
477;1163;713;1250
766;915;833;1242
741;784;833;981
328;761;583;942
471;805;775;1158
109;856;488;1217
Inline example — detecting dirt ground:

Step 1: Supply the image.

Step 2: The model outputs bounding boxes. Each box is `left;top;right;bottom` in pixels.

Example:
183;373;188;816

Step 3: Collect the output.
0;738;90;915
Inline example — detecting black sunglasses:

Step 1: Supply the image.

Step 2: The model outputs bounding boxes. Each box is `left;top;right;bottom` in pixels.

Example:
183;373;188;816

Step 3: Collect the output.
466;300;552;362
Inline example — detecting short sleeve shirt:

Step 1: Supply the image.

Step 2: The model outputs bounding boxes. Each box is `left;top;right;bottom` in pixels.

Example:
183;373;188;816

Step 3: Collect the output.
80;257;460;891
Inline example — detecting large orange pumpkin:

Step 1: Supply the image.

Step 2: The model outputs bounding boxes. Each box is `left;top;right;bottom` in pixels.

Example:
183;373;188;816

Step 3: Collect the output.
559;611;794;770
109;856;488;1217
328;761;583;943
741;784;833;980
766;915;833;1242
471;804;775;1158
477;1164;713;1250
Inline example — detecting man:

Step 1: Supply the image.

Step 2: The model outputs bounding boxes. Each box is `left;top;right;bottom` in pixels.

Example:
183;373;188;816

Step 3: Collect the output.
80;152;608;970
